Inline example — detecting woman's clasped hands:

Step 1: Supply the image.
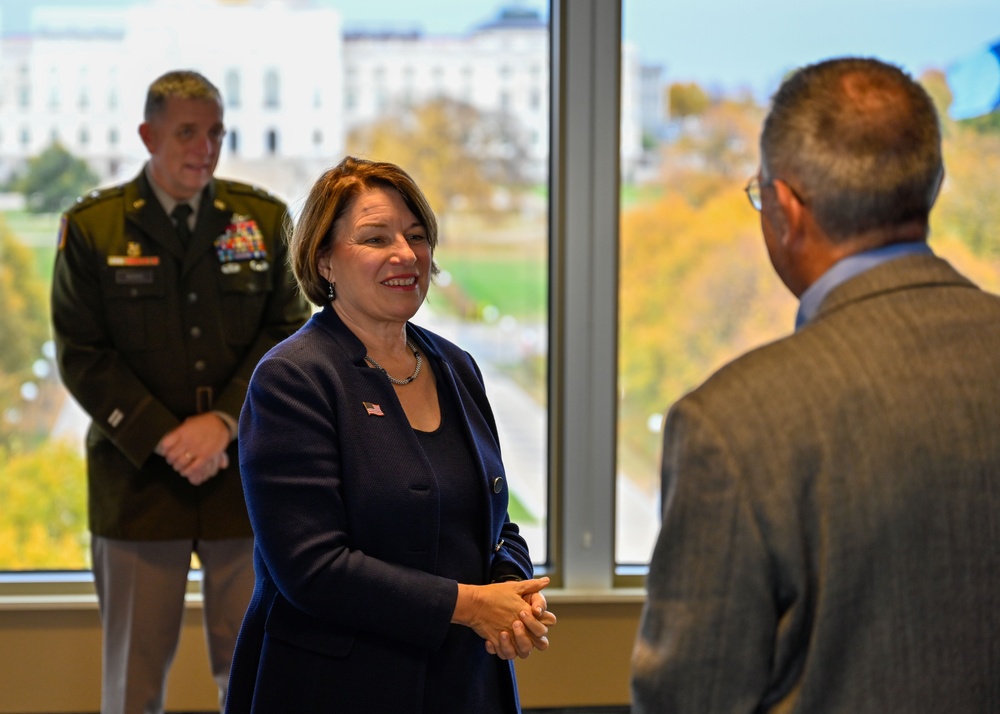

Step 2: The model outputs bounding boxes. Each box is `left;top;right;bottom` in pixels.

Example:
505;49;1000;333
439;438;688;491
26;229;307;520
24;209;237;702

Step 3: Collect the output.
453;576;557;661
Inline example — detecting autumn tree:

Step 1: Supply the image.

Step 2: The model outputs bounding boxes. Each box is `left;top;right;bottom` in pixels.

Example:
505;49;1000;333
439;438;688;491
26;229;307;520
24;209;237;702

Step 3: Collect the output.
961;112;1000;134
919;69;953;124
658;92;765;207
0;442;88;569
0;220;51;448
0;213;88;571
914;71;1000;260
620;71;1000;485
618;188;797;475
11;141;98;214
620;83;784;480
668;81;711;119
346;97;533;221
932;126;1000;259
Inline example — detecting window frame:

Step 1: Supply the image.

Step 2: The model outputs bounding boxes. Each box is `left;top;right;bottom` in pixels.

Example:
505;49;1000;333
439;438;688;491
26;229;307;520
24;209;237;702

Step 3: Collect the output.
548;0;639;591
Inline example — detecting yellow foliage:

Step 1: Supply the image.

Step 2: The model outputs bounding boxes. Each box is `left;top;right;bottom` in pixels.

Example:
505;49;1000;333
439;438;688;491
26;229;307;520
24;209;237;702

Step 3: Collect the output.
934;127;1000;261
618;182;797;472
346;98;513;220
668;82;711;119
0;442;89;569
620;83;1000;481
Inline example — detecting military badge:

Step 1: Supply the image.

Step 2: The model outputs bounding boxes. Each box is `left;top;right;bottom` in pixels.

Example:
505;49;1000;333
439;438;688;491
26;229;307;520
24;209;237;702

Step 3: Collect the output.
107;241;159;266
215;213;268;263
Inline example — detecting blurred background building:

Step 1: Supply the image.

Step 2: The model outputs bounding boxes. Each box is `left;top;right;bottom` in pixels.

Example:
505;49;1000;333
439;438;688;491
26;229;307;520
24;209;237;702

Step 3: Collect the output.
0;0;652;200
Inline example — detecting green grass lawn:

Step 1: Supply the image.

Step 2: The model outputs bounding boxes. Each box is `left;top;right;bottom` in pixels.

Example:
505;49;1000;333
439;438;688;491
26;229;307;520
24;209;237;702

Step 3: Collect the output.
507;489;538;525
3;211;60;281
4;211;60;245
439;255;547;321
621;182;664;208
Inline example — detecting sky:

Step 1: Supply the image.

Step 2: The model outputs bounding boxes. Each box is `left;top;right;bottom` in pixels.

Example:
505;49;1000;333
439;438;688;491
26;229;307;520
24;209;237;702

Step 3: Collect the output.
2;0;998;98
623;0;1000;98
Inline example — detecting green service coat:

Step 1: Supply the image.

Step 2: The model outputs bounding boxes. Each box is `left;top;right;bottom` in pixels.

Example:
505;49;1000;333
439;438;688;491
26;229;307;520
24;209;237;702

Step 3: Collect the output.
51;169;310;540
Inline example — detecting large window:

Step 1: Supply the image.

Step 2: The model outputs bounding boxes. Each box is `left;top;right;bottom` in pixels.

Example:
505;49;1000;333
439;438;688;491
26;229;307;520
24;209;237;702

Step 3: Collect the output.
617;0;1000;565
0;1;550;571
5;0;999;587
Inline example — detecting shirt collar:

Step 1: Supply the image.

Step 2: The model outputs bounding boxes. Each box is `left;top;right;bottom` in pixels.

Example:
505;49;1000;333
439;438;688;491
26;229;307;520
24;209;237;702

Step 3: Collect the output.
144;162;203;219
795;241;933;330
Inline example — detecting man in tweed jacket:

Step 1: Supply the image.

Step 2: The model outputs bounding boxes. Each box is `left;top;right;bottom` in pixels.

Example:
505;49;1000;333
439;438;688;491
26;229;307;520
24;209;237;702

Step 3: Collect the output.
632;57;999;713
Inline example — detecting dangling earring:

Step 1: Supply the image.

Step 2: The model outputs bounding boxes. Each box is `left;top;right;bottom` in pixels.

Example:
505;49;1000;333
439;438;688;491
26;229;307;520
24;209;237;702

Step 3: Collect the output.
327;281;336;301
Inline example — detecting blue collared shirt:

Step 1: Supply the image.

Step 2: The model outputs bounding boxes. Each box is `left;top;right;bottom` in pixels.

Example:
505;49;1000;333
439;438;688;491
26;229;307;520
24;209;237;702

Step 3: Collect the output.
795;241;933;330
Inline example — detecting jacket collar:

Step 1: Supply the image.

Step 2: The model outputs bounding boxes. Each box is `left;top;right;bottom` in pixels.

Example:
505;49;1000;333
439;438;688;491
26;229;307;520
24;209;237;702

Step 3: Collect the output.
123;170;242;272
123;171;186;259
814;253;977;324
311;303;444;366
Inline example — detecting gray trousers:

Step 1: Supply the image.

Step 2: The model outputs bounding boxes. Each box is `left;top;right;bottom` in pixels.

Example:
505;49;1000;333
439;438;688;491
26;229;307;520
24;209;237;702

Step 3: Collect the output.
91;536;254;714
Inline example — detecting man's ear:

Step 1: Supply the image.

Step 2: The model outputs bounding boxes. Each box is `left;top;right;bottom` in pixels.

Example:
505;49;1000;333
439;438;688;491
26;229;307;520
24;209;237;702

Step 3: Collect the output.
929;167;945;207
138;122;155;153
772;178;805;248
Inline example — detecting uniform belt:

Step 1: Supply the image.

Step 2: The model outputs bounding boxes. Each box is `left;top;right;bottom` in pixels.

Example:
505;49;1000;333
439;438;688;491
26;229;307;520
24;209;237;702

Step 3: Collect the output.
196;386;214;414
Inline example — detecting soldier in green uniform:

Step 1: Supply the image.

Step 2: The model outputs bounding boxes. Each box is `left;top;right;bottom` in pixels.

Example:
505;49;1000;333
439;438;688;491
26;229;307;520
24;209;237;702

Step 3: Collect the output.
50;70;310;714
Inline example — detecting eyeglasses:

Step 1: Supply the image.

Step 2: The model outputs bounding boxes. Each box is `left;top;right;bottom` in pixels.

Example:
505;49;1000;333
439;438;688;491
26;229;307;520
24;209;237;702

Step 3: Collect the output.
744;174;807;212
744;175;769;212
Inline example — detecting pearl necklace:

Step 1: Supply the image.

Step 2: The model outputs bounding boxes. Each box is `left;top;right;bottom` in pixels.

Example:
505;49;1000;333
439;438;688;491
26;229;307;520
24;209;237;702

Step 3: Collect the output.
364;339;422;386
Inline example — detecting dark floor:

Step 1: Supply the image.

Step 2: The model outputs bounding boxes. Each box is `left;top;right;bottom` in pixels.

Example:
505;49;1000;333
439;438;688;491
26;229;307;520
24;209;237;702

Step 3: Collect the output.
96;710;632;714
149;709;631;714
47;706;629;714
162;710;630;714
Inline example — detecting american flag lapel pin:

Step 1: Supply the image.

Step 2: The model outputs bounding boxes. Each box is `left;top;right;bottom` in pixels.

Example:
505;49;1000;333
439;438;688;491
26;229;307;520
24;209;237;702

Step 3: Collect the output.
363;401;384;417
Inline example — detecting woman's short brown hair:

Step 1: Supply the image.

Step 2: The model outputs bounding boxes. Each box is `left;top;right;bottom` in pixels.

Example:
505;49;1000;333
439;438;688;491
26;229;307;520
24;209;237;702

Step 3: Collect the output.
291;156;440;307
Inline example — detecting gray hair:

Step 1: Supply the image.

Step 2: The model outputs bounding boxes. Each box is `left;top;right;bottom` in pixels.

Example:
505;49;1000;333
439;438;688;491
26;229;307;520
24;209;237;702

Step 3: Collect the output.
761;57;943;242
144;70;223;122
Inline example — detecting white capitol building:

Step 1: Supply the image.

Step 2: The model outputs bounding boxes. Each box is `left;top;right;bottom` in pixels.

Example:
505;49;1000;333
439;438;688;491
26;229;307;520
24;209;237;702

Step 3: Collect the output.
0;0;649;202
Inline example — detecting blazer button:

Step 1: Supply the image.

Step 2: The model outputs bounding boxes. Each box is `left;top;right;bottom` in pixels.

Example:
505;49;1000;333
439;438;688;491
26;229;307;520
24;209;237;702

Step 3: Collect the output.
492;477;504;494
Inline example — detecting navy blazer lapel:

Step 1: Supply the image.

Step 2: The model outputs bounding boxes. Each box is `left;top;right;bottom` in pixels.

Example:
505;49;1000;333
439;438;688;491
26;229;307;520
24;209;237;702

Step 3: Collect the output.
311;305;376;376
314;305;505;551
312;305;441;488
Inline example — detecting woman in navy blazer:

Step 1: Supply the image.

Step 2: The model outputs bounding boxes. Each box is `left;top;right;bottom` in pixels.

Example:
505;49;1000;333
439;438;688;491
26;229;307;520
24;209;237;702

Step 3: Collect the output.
225;157;555;714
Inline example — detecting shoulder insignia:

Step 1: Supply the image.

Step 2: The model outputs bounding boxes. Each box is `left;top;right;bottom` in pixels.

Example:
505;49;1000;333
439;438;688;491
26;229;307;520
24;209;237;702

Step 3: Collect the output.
221;179;285;205
57;214;68;251
66;184;126;214
60;184;127;248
